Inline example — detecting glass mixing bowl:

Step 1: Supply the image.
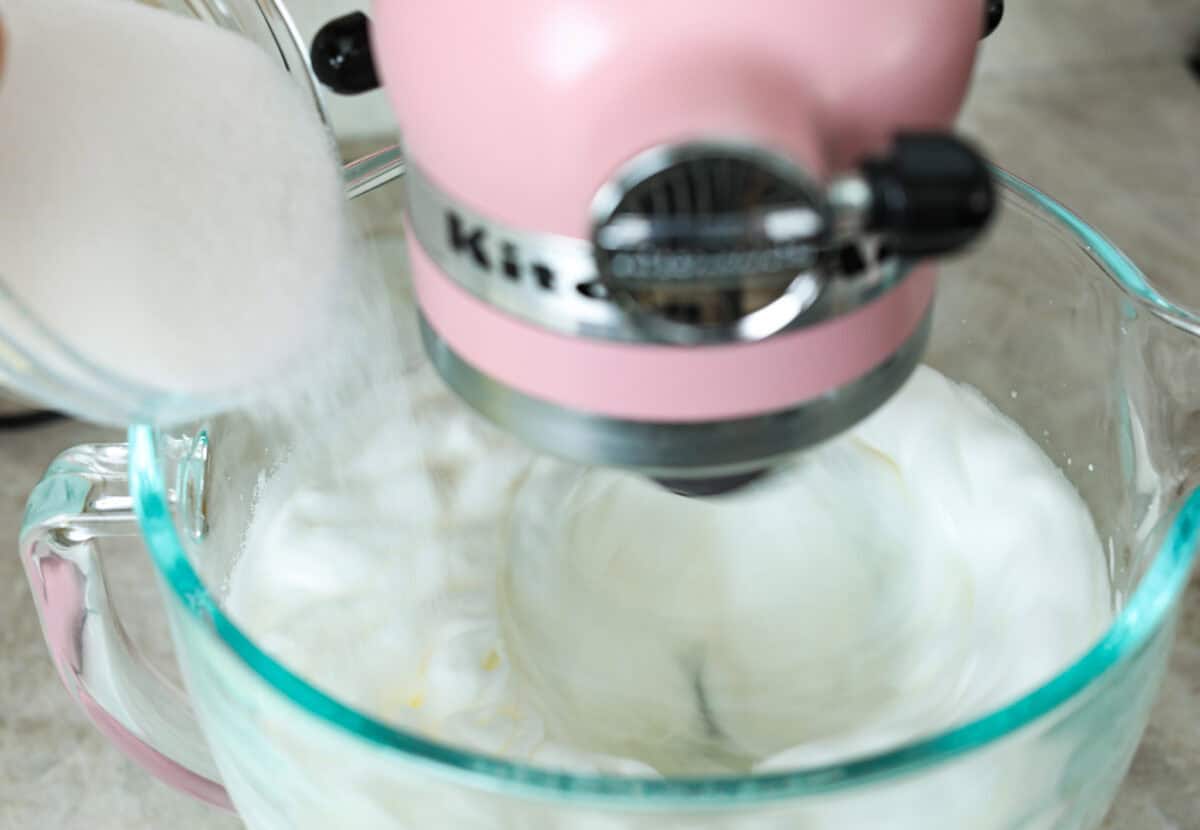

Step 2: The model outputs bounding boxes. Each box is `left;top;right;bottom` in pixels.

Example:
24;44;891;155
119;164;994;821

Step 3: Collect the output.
19;155;1200;828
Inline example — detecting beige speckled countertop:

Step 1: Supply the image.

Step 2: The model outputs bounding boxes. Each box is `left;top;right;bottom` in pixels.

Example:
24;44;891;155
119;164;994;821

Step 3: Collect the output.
4;1;1200;827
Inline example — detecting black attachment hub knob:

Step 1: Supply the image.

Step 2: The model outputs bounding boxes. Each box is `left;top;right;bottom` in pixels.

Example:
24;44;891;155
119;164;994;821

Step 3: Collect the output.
311;12;380;95
861;134;995;258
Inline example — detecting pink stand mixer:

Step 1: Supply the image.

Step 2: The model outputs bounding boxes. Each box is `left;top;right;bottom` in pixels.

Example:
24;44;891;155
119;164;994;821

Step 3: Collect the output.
312;0;1001;496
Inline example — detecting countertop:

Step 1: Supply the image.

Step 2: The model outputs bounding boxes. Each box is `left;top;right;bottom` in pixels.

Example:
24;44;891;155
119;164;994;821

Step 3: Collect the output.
4;1;1200;827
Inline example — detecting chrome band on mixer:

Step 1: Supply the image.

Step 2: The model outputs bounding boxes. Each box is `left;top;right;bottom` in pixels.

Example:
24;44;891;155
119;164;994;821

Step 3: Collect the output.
418;309;931;478
404;159;909;346
405;162;628;340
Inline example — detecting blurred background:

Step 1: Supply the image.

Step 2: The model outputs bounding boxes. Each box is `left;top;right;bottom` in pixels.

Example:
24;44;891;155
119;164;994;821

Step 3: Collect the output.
2;1;1200;827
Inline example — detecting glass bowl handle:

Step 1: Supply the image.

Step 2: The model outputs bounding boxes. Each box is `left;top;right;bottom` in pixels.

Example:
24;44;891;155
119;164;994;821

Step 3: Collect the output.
19;443;233;812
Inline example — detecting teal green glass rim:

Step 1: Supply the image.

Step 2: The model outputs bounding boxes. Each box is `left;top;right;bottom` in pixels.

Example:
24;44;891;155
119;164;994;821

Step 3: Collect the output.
128;166;1200;808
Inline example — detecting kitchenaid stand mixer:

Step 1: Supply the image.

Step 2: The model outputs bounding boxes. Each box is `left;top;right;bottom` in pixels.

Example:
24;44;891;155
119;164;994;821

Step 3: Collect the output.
311;0;1001;496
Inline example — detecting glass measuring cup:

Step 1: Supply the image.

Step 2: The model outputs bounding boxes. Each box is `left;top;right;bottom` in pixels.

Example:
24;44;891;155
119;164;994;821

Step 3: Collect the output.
0;0;404;426
19;154;1200;828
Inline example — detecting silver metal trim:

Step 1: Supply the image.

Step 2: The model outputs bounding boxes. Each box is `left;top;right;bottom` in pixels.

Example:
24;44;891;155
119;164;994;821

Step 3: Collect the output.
827;175;875;241
404;159;909;346
594;208;826;251
591;140;830;344
419;309;932;479
588;140;828;235
405;162;634;340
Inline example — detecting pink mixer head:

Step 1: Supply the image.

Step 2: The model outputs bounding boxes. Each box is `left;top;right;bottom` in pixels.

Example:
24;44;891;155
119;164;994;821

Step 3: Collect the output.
312;1;1002;495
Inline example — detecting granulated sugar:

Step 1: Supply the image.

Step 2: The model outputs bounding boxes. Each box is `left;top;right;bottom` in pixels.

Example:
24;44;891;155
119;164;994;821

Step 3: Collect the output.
0;0;348;419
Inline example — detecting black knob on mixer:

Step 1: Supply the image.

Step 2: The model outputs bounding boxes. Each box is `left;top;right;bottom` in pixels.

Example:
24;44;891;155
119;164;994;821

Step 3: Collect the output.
311;12;380;95
861;133;995;258
983;0;1005;38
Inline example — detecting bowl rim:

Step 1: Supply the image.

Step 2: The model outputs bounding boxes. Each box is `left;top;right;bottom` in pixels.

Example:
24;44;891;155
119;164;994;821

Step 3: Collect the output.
127;164;1200;807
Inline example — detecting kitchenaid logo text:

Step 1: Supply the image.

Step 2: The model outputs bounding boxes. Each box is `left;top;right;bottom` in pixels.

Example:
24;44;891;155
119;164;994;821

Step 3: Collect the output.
445;211;610;299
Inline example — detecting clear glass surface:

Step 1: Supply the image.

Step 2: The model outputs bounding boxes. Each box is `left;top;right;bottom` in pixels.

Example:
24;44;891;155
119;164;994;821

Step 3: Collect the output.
117;170;1200;828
